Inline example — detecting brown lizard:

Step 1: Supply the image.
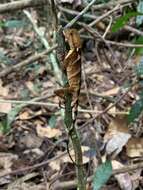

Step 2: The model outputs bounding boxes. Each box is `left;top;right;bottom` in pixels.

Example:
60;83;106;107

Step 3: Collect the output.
54;28;82;119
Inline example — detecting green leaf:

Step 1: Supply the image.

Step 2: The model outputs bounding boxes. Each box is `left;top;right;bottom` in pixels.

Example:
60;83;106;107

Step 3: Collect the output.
0;105;21;134
4;20;26;28
93;160;112;190
136;0;143;26
0;118;8;134
128;98;143;123
111;12;143;32
48;115;57;128
0;21;4;28
134;36;143;55
7;105;23;128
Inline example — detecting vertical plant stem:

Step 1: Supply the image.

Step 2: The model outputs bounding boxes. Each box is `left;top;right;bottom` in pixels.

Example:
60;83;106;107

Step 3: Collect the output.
56;25;86;190
64;93;86;190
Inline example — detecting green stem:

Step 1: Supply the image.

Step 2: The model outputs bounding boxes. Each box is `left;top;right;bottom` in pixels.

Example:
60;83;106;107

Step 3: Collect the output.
56;27;86;190
64;93;86;190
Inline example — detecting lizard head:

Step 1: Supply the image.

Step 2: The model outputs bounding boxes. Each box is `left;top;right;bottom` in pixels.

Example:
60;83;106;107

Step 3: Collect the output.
63;28;81;49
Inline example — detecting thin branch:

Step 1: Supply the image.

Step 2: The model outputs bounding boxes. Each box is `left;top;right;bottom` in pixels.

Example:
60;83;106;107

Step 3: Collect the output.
64;0;97;28
23;10;62;84
105;39;143;48
0;150;68;179
92;0;135;10
124;25;143;36
0;99;129;115
81;23;143;48
80;81;137;129
51;0;58;30
0;159;142;190
103;16;113;38
59;6;98;20
80;5;120;33
0;0;46;13
60;6;143;38
0;44;57;78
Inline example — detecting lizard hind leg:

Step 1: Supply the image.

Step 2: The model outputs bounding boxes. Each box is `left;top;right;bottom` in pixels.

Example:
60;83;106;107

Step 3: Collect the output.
54;89;65;109
54;87;78;111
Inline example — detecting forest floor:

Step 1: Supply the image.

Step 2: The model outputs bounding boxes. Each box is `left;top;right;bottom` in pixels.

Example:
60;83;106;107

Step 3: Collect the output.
0;0;143;190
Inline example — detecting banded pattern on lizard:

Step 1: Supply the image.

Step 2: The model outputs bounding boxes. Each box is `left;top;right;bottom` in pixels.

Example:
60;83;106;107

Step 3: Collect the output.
54;28;82;119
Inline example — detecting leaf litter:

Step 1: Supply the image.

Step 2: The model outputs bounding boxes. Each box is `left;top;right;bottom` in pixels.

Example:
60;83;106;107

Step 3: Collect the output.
0;1;143;190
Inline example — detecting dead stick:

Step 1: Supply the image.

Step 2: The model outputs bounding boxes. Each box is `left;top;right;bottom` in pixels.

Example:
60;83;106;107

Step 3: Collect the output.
0;44;57;78
0;0;46;13
0;160;142;189
64;0;97;28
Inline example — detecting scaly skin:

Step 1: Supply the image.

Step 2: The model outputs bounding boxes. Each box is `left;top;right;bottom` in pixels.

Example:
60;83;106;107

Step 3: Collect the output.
55;28;81;116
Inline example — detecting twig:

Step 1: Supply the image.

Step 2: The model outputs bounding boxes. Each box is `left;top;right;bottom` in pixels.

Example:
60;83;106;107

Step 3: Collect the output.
103;16;113;38
81;23;143;48
51;0;58;30
82;58;102;164
0;150;68;179
81;81;136;129
81;23;122;70
124;25;143;36
82;58;93;110
23;10;62;84
53;161;143;189
0;99;129;115
1;160;142;189
59;5;143;38
59;6;98;20
0;44;57;78
113;162;143;175
0;0;46;13
92;0;135;10
105;40;143;48
64;0;97;28
80;5;120;33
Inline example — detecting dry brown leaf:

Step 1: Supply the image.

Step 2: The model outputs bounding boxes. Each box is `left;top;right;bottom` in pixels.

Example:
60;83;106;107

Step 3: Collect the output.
19;110;30;120
104;117;129;141
25;81;39;96
34;119;45;126
106;132;131;155
100;87;120;96
36;125;62;138
7;173;40;190
19;109;42;120
0;80;9;97
0;153;18;170
112;160;133;190
104;117;131;156
107;103;116;116
49;146;90;171
18;133;43;149
61;146;90;164
126;138;143;157
0;152;18;182
49;158;61;171
0;102;11;113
